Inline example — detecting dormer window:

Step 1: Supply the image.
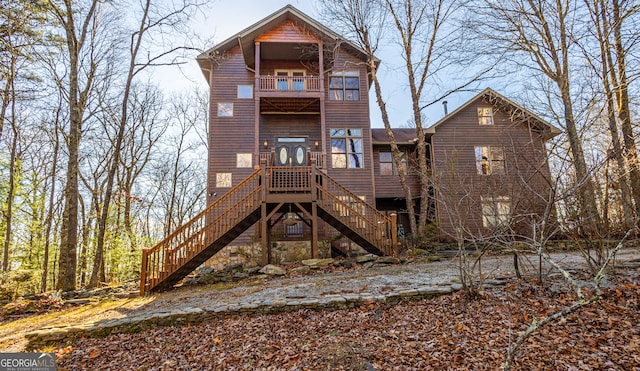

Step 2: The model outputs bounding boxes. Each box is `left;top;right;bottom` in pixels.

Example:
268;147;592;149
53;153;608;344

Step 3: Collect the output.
329;71;360;101
478;107;494;125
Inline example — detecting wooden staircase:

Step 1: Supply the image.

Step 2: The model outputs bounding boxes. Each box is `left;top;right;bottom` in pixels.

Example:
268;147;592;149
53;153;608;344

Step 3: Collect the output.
140;163;397;294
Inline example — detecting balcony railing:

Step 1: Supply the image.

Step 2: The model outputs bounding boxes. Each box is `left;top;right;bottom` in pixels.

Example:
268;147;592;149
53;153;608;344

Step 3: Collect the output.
259;76;321;92
259;151;324;168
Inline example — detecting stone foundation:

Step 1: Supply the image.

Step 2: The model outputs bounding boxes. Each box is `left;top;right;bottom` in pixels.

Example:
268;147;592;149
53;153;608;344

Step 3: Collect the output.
205;240;334;269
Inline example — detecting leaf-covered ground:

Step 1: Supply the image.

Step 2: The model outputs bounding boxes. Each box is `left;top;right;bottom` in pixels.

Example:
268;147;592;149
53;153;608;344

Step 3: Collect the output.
56;272;639;370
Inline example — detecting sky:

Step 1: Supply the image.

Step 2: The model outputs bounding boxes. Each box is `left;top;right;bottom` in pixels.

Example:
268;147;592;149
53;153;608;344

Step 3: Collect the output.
155;0;477;129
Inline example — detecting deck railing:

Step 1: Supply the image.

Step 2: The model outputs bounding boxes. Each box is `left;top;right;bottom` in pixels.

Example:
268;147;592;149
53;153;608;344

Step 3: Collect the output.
259;151;324;169
259;75;321;92
265;166;312;193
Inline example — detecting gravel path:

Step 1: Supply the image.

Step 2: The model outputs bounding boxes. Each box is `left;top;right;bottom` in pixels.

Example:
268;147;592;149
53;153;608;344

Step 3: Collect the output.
132;247;640;314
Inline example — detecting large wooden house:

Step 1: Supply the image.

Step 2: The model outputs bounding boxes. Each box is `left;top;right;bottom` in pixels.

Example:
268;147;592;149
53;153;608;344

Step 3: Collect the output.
140;5;559;294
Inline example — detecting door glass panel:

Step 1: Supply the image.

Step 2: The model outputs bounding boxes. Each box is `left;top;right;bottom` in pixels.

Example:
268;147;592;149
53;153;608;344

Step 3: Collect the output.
296;146;305;165
277;137;305;142
278;147;288;165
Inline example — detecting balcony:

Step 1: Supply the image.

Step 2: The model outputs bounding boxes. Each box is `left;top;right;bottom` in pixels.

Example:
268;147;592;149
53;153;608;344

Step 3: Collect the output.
258;75;321;96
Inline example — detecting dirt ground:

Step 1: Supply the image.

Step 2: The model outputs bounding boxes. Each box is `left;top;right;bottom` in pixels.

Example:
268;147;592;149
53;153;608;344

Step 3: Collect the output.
1;247;639;369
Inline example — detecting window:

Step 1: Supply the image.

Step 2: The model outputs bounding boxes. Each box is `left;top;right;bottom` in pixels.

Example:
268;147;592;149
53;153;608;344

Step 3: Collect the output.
329;71;360;101
236;153;252;168
275;70;305;91
481;196;511;228
475;146;505;175
217;103;233;117
216;173;232;188
283;213;303;238
379;152;406;175
237;85;253;99
331;128;363;168
478;107;493;125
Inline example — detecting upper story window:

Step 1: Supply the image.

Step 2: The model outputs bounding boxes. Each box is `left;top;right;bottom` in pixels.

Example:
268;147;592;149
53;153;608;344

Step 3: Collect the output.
475;146;505;175
237;85;253;99
478;107;494;125
329;71;360;101
331;128;363;168
217;103;233;117
379;152;406;175
275;70;305;91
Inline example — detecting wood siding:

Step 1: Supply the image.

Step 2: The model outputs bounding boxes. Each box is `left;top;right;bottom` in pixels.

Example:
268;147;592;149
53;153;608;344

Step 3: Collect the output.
324;49;376;205
431;96;553;239
255;20;319;43
372;144;421;198
208;46;257;246
260;115;321;153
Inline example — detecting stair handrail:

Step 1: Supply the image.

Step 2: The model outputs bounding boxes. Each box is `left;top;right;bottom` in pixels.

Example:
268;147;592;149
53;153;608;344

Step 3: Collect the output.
141;169;262;294
315;172;397;255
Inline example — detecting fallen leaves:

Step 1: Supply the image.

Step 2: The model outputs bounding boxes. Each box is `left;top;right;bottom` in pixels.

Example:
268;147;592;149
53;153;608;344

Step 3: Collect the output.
53;274;640;370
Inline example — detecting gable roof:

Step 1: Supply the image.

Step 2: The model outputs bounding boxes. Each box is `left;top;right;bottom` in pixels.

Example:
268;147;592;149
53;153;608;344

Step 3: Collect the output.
426;88;561;140
196;5;379;79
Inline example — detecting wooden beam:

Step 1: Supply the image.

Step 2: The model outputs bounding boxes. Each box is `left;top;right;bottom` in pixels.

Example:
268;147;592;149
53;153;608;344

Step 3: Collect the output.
311;201;318;258
261;202;268;265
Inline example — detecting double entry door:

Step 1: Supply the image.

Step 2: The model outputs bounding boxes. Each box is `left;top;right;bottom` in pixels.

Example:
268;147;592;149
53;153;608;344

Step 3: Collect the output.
275;137;307;166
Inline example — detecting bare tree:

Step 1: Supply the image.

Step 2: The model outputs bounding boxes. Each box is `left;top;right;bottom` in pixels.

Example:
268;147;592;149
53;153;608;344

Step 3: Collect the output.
479;0;603;235
153;90;207;238
47;0;102;291
323;0;419;234
597;0;640;220
88;0;203;287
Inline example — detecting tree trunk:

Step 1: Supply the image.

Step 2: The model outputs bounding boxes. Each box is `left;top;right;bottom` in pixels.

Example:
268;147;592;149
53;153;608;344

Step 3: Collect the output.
368;57;418;236
89;0;151;287
558;84;602;233
41;122;59;292
610;0;640;221
591;0;634;228
2;117;18;272
54;0;101;291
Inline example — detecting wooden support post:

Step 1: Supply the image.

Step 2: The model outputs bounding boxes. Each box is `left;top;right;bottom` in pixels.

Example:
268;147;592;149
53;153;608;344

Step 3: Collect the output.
140;248;149;295
390;213;398;257
261;202;268;266
310;159;319;258
311;202;318;258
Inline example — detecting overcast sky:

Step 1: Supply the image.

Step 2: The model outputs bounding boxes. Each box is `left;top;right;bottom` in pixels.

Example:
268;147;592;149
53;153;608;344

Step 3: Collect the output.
155;0;476;128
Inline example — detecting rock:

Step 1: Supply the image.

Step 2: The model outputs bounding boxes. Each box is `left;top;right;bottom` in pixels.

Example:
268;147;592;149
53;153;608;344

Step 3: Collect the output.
259;264;286;276
356;255;376;263
247;266;262;274
301;258;334;267
362;262;375;269
338;260;353;268
223;263;244;273
483;279;506;286
291;266;311;274
196;266;214;275
376;256;400;264
451;283;463;291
